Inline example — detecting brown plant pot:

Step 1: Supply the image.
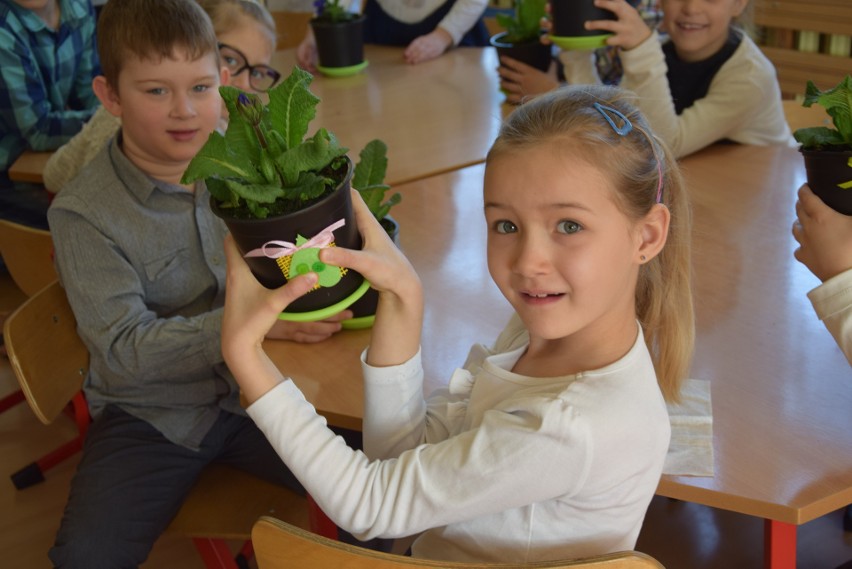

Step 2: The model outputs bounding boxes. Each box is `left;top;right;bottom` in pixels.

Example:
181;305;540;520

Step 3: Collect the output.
801;148;852;215
490;31;552;72
211;158;368;316
310;15;365;69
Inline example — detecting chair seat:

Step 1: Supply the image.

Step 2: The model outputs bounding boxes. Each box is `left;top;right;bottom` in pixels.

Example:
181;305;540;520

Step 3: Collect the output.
167;465;310;541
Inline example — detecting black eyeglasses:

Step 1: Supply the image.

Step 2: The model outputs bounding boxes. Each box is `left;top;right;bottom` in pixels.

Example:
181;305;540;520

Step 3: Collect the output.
218;43;281;93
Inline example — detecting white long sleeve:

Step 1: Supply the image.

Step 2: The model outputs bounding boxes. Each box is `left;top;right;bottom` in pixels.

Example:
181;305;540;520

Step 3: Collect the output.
808;267;852;366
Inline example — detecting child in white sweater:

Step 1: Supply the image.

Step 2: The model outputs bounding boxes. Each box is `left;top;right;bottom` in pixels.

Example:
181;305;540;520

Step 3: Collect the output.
221;84;694;562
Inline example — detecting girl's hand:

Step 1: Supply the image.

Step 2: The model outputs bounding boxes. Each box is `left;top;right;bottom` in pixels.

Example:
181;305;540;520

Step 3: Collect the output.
404;28;453;64
497;56;558;105
222;234;321;402
321;190;424;366
792;184;852;282
296;29;319;73
583;0;651;51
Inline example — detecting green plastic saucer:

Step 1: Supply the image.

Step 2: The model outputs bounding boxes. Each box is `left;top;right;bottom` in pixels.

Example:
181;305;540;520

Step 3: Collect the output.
278;278;371;322
317;60;369;77
550;34;611;51
341;314;376;330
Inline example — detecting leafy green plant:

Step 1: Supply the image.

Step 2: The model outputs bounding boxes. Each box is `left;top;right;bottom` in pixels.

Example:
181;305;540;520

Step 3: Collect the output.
313;0;356;23
182;67;399;221
793;75;852;151
495;0;547;44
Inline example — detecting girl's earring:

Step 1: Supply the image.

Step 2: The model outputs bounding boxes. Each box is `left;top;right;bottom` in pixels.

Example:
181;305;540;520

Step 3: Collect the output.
640;255;647;262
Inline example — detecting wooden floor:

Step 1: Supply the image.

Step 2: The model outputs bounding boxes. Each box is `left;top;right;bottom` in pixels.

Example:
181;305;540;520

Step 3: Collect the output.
2;267;852;568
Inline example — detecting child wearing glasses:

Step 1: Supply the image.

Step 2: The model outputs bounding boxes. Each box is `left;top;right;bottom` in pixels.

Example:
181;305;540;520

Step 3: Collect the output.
43;0;282;195
220;84;694;562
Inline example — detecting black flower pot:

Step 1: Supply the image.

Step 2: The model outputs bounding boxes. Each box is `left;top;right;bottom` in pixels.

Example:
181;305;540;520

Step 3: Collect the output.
490;31;552;72
311;15;365;69
801;149;852;215
212;158;369;317
550;0;640;49
342;215;400;329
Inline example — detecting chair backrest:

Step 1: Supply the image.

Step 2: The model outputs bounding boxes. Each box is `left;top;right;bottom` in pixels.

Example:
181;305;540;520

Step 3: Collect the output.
0;219;56;297
3;280;87;425
753;0;852;98
252;516;665;569
270;11;313;50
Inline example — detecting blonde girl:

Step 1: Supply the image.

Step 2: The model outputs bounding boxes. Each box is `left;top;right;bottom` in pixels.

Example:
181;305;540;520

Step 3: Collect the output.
221;84;694;563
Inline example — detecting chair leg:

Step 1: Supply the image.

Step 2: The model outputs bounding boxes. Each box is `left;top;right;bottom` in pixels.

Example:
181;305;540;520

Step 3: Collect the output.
0;389;25;413
10;434;84;489
308;493;339;540
192;538;242;569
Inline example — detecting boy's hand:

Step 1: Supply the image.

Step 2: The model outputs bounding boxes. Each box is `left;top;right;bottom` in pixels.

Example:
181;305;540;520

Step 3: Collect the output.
583;0;651;51
498;56;558;105
404;28;453;64
793;184;852;282
266;310;353;343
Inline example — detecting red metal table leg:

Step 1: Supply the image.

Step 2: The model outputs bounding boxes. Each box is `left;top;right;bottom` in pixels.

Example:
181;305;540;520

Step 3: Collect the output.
192;538;240;569
764;519;797;569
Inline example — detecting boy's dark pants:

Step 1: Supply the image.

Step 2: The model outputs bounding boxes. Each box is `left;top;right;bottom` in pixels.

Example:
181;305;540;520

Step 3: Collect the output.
48;405;304;568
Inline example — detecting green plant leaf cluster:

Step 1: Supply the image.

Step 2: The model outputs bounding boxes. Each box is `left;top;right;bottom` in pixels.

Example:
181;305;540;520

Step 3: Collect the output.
352;140;400;222
182;66;398;221
793;75;852;151
495;0;547;44
315;0;355;23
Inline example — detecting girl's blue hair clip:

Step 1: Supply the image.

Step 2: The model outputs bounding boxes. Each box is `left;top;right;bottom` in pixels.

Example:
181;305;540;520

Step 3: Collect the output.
593;102;633;136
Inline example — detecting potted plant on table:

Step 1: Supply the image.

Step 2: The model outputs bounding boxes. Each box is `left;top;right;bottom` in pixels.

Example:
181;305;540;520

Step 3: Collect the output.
181;67;393;321
310;0;367;76
793;75;852;216
490;0;551;74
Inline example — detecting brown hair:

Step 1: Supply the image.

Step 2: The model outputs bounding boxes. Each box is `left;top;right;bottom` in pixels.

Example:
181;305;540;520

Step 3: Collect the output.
97;0;219;88
196;0;276;41
487;84;694;402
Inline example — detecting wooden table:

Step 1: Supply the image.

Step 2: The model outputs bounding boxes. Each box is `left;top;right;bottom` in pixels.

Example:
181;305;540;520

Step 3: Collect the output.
267;142;852;568
657;143;852;569
8;151;52;184
272;44;511;186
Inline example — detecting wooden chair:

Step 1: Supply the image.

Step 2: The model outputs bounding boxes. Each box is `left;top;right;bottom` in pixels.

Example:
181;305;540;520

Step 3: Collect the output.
0;219;56;297
252;516;666;569
753;0;852;99
3;280;328;568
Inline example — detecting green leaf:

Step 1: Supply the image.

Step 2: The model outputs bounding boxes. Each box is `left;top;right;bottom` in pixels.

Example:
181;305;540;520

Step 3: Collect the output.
793;126;847;149
267;67;320;150
353;140;388;189
797;76;852;147
276;128;347;185
497;0;547;44
181;130;264;185
224;179;286;204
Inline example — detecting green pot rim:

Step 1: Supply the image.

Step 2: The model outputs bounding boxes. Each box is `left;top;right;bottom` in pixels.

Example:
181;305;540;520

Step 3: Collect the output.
341;314;376;330
317;60;369;77
277;278;371;322
549;34;611;51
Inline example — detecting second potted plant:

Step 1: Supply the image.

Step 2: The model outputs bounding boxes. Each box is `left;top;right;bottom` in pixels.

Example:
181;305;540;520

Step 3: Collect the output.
489;0;551;73
310;0;367;76
182;67;388;320
793;75;852;216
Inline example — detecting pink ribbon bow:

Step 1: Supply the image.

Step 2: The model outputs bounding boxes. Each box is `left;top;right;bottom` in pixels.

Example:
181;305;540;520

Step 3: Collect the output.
243;219;346;259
